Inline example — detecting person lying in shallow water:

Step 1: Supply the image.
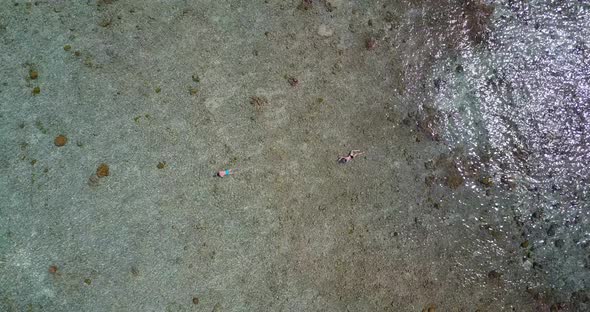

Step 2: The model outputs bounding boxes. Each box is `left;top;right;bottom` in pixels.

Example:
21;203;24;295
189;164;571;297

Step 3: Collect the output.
338;150;365;164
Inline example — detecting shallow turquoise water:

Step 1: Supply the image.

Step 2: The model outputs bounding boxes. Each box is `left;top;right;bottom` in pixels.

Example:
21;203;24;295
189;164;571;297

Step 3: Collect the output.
0;0;589;311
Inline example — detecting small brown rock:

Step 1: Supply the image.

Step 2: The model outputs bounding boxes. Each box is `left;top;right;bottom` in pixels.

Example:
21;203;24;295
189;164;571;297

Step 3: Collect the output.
550;303;568;311
298;0;313;10
366;37;377;50
96;163;110;177
192;297;199;304
29;70;39;80
157;161;166;169
54;135;67;147
98;18;112;27
250;96;268;110
48;265;58;274
287;77;299;87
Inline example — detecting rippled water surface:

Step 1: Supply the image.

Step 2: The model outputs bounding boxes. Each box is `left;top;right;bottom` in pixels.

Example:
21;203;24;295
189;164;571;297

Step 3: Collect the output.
1;0;589;310
403;0;590;304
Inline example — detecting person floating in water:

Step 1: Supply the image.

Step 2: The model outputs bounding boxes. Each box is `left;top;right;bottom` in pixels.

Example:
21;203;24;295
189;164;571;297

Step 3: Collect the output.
338;150;365;164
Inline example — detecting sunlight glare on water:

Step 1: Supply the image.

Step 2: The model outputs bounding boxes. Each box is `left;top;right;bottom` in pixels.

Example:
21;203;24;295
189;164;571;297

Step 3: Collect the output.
427;0;590;294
